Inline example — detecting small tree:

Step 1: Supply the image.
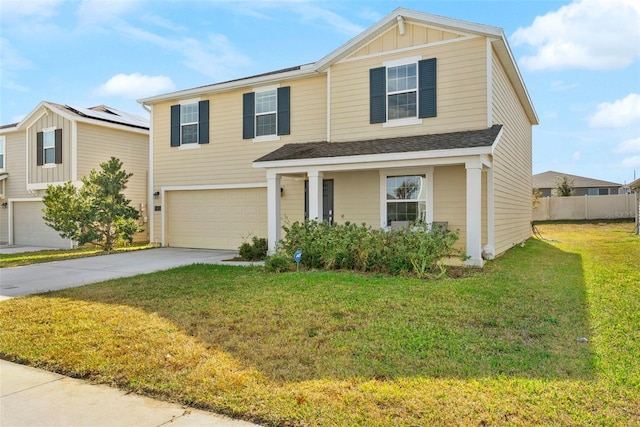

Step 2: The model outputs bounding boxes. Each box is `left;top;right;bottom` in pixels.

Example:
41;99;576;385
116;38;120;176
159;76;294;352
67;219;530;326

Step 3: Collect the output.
532;187;543;210
43;157;141;252
552;176;575;197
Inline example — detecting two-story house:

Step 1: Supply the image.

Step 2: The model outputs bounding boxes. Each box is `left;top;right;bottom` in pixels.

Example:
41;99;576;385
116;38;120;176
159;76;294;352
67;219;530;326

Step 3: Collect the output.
139;8;538;266
0;102;149;248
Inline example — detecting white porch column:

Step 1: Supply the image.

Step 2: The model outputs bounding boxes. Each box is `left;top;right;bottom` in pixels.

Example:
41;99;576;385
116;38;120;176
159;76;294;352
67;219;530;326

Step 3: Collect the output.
466;161;484;267
308;170;323;221
483;168;495;260
267;172;281;254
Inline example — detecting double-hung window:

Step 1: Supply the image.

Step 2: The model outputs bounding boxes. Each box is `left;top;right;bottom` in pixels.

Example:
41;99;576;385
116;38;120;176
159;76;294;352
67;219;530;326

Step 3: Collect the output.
170;100;209;147
370;57;437;126
243;86;290;140
386;175;426;226
36;128;62;166
255;89;277;137
387;63;417;120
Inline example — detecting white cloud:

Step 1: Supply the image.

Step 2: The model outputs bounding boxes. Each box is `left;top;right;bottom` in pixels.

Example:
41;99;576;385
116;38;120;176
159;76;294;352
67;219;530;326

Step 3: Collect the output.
0;38;32;92
615;137;640;153
512;0;640;70
0;0;64;19
93;73;175;99
550;80;579;92
616;155;640;169
573;151;581;160
589;93;640;128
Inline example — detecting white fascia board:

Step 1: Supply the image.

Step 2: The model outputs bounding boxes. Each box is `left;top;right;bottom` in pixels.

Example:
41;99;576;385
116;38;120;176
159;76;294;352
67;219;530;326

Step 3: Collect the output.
490;125;505;154
0;125;19;135
491;37;538;125
253;146;493;171
138;68;318;105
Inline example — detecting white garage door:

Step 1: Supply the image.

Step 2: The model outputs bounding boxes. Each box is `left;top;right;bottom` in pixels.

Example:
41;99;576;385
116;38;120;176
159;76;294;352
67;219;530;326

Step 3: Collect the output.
13;201;72;249
166;188;267;250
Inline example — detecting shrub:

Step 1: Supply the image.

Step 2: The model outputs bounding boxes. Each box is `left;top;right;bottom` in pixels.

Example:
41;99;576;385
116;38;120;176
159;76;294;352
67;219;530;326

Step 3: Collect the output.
239;236;268;261
274;220;461;278
264;253;295;272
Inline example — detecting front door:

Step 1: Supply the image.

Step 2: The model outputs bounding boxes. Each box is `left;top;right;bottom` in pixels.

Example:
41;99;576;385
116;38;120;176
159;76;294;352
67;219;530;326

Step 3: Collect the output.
304;179;334;224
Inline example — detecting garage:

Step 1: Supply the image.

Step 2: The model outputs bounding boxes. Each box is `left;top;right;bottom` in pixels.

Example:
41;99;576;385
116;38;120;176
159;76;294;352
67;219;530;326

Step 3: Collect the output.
12;200;72;249
165;187;267;250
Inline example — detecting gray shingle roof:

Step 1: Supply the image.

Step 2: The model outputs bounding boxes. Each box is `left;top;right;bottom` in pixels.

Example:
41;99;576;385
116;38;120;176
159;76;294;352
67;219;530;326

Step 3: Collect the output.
255;124;502;163
532;171;621;188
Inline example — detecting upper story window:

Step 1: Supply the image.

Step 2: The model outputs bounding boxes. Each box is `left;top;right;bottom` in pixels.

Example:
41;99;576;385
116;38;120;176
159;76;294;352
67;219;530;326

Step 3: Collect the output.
0;137;5;170
43;129;55;164
36;128;62;166
387;63;417;120
255;89;277;137
170;100;209;147
243;86;290;141
370;57;437;126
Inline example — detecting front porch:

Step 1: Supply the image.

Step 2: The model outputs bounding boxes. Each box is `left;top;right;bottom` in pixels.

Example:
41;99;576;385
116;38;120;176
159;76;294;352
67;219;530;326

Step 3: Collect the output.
253;126;503;267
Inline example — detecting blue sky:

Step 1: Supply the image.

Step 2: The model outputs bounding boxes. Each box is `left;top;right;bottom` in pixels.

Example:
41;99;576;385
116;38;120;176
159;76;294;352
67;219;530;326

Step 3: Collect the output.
1;0;639;185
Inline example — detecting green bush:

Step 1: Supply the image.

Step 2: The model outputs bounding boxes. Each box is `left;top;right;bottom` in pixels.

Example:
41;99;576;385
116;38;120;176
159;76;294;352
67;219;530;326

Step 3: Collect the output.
238;236;268;261
264;253;295;272
272;220;461;278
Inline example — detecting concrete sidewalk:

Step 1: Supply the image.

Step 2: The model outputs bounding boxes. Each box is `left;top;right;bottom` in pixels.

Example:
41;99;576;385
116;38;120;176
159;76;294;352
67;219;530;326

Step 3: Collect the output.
0;247;261;300
0;359;259;426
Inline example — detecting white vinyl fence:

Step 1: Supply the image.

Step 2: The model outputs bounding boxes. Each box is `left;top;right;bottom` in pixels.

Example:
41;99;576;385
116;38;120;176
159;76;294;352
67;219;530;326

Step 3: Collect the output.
533;193;636;221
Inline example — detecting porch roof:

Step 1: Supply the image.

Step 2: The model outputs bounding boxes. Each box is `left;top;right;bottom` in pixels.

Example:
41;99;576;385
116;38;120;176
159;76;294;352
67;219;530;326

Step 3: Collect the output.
254;125;502;163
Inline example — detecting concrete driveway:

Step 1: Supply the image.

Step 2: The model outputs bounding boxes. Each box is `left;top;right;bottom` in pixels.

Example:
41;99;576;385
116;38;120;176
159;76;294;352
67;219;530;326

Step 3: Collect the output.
0;247;250;300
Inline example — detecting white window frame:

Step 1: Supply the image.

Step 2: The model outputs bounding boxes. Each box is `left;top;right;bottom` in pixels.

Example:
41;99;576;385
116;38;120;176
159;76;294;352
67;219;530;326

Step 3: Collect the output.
179;101;199;146
383;56;422;128
379;168;433;229
42;127;56;166
253;85;280;143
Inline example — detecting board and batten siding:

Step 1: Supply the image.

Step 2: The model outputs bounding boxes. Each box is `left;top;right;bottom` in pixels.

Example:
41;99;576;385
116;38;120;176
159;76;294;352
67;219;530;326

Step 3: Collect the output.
0;130;29;243
330;36;488;142
76;123;150;241
491;48;534;255
27;112;72;185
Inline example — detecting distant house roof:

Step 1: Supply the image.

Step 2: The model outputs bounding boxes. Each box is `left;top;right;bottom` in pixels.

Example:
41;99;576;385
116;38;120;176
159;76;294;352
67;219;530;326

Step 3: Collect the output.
255;125;502;163
533;171;621;189
1;102;149;132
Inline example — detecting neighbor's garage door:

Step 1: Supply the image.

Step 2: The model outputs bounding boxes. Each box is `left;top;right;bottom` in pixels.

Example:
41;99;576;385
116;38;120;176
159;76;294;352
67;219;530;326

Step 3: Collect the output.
166;188;267;250
13;201;71;248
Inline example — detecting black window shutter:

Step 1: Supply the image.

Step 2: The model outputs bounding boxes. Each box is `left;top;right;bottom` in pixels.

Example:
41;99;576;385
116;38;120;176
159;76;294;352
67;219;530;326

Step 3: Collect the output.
277;86;290;136
36;131;43;166
370;67;386;124
170;104;180;147
198;100;209;144
418;58;437;118
54;129;63;164
242;92;255;139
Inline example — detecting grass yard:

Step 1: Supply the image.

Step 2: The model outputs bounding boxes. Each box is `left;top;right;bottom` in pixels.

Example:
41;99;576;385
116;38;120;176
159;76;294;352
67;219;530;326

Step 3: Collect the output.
0;244;152;268
0;222;638;426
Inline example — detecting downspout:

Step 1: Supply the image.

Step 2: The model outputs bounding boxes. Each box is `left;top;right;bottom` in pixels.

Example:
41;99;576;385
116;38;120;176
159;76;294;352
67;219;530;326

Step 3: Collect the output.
139;101;154;246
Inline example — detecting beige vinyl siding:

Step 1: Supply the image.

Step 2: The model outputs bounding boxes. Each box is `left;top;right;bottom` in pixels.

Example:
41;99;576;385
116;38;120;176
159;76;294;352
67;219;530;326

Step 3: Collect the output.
329;171;380;226
350;23;464;58
491;48;533;255
27;112;72;185
76;123;149;242
0;131;28;243
330;36;488;142
432;165;467;248
280;176;306;224
152;75;327;189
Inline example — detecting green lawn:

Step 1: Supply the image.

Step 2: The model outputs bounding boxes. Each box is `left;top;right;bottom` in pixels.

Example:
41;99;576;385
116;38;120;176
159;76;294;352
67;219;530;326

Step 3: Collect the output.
0;222;638;426
0;244;152;268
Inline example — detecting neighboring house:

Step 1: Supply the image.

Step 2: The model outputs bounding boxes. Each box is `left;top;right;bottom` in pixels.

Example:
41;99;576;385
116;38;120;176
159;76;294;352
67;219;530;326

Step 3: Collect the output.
533;171;623;197
139;8;538;266
0;102;149;249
